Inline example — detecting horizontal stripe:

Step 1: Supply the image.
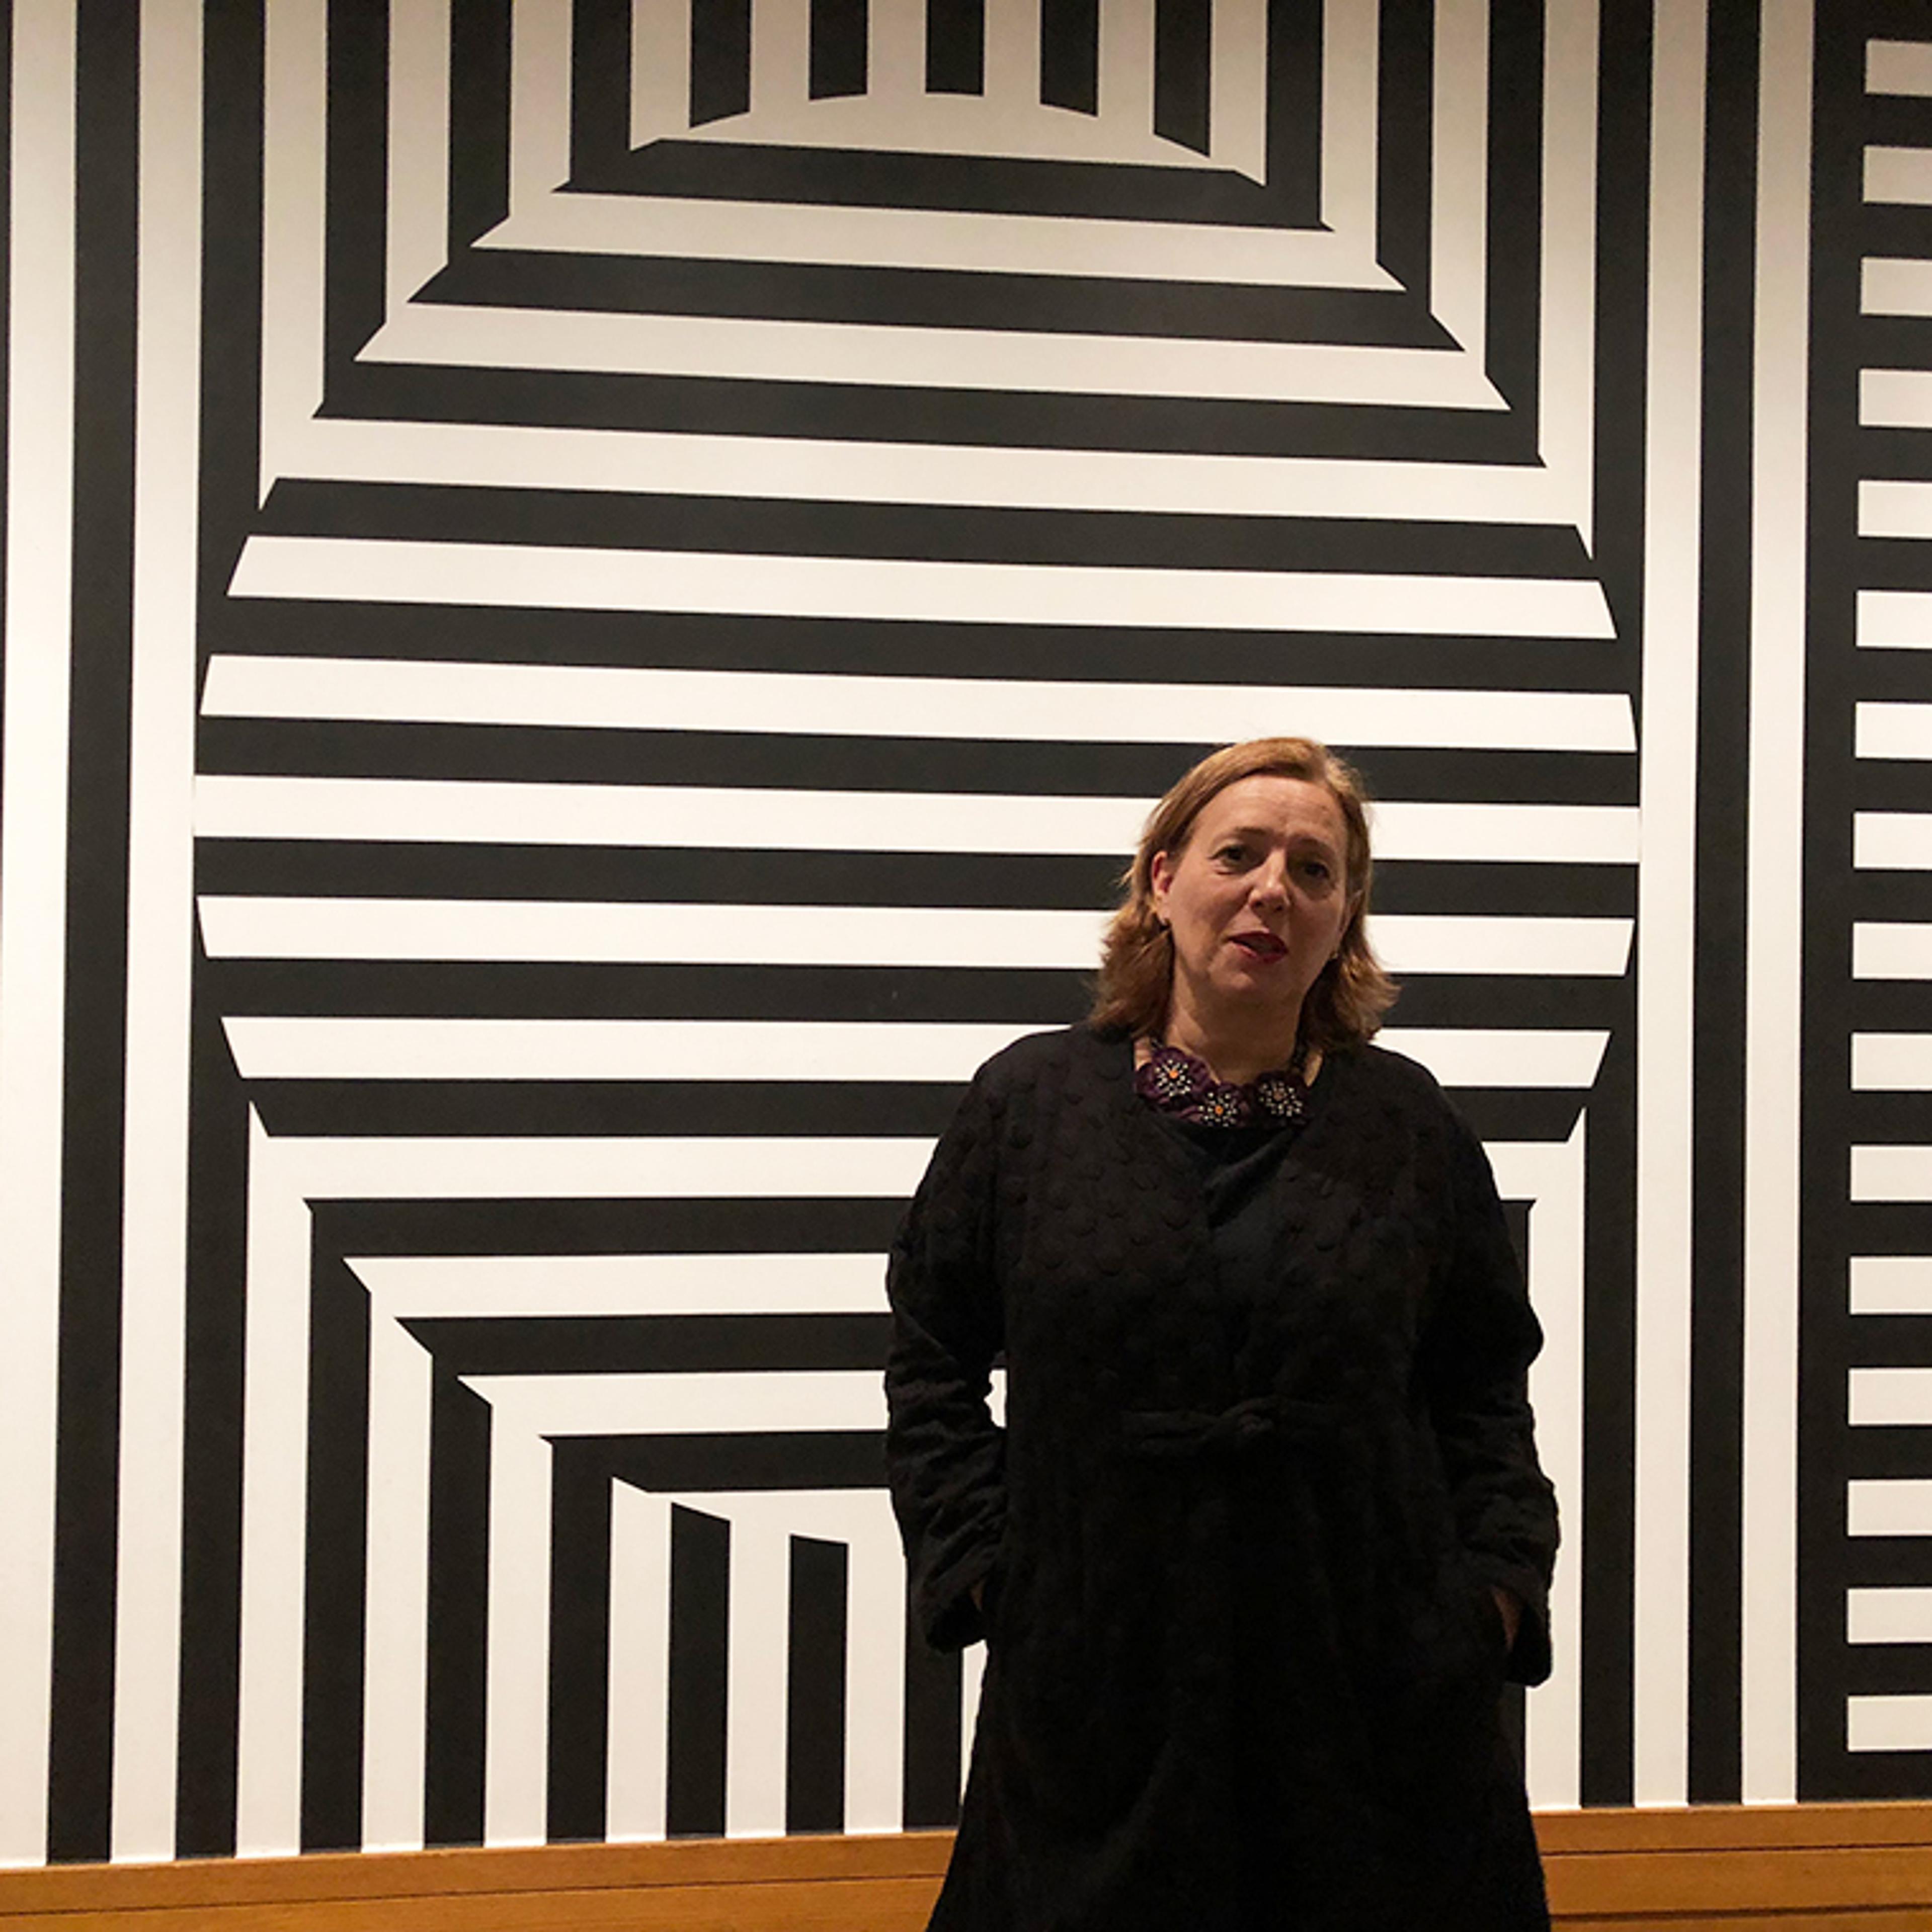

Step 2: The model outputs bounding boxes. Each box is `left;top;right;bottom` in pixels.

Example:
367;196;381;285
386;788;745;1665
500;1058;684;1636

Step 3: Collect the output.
194;774;1641;861
1852;1148;1932;1202
271;416;1575;525
1870;41;1932;95
226;537;1621;638
1850;1479;1932;1536
1862;367;1932;428
366;303;1500;410
1863;256;1932;315
1850;1367;1932;1425
1858;701;1932;759
348;1253;890;1317
196;896;1636;975
266;1134;935;1199
1848;1588;1932;1643
465;1369;927;1435
1859;591;1932;648
1861;478;1932;538
1866;145;1932;205
200;655;1640;751
481;189;1391;290
221;1016;1611;1089
1854;1032;1932;1085
1856;813;1932;868
1852;1257;1932;1315
1848;1697;1932;1751
1854;930;1932;981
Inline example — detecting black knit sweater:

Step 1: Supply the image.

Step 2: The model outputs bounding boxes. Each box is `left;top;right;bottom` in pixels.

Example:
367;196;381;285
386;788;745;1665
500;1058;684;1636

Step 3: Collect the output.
884;1025;1559;1932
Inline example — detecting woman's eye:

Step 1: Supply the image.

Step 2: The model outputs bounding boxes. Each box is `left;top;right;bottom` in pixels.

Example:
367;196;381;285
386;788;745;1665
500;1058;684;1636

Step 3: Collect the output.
1216;844;1248;864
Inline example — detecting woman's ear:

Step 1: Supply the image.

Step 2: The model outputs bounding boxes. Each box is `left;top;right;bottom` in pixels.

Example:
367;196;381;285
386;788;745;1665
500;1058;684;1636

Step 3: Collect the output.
1149;851;1173;921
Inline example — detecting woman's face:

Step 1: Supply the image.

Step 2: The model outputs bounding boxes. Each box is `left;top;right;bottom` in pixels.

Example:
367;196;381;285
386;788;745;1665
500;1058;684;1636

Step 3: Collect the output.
1149;774;1355;1044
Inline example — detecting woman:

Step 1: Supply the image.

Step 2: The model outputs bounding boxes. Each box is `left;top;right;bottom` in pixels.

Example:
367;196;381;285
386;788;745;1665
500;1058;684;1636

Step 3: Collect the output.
884;738;1559;1932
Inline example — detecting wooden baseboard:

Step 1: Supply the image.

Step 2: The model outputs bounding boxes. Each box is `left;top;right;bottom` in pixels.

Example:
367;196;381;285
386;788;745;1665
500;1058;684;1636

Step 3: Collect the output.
3;1806;1931;1928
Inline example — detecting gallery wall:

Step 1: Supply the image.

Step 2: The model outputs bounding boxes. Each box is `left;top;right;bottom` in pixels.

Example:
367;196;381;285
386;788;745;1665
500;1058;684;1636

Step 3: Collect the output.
0;0;1926;1871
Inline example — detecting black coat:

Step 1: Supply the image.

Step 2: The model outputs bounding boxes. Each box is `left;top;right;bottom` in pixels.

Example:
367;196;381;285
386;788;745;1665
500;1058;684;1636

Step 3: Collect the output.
884;1026;1559;1932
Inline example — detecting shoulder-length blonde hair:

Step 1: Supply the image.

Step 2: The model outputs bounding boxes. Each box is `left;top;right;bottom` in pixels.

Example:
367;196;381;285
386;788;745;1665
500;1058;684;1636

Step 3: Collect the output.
1089;736;1396;1052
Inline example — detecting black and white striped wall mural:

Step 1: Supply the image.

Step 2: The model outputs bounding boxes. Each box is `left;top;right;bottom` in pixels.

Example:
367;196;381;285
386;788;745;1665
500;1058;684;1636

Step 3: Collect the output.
0;0;1926;1869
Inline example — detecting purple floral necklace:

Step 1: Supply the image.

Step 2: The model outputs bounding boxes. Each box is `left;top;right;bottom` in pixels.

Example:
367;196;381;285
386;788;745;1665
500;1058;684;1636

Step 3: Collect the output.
1134;1036;1310;1130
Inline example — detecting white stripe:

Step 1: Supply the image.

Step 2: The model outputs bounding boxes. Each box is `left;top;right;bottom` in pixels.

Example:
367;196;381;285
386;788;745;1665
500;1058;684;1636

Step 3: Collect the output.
1209;0;1267;184
1847;1588;1932;1644
842;1505;911;1833
111;0;202;1864
1541;0;1601;545
1849;1367;1932;1425
605;1484;672;1841
1740;0;1810;1794
1854;813;1932;868
1850;1257;1932;1315
1850;1479;1932;1535
385;0;449;311
1633;0;1706;1806
982;0;1040;107
470;1369;899;1435
1862;255;1932;315
1853;929;1932;981
258;0;325;505
1849;1697;1932;1751
272;413;1576;525
348;1252;890;1319
1859;478;1932;538
1858;589;1932;647
226;536;1615;638
225;1017;1611;1091
1432;0;1490;367
1869;40;1932;95
508;0;571;214
195;895;1634;976
199;654;1640;751
224;1017;1044;1083
0;0;75;1869
483;1418;551;1847
1320;0;1378;243
1856;701;1932;759
193;773;1640;863
1865;145;1932;205
629;0;690;148
1851;1147;1932;1202
480;181;1391;294
725;1510;789;1838
749;0;808;119
233;1115;312;1858
1852;1031;1932;1085
1860;367;1932;427
276;1134;936;1201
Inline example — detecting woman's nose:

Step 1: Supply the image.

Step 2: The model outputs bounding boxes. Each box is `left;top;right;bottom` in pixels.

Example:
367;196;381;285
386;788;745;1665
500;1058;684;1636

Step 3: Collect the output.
1250;859;1290;906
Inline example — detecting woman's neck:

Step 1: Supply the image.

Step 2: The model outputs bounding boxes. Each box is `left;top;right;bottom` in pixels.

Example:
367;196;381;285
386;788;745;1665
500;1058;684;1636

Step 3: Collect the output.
1157;1002;1303;1087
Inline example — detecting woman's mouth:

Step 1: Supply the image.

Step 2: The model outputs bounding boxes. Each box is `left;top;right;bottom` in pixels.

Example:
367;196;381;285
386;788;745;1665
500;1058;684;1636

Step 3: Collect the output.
1230;930;1287;962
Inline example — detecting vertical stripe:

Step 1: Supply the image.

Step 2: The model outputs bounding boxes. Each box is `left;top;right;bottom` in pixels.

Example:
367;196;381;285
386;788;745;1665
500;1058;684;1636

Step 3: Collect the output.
785;1536;848;1833
257;0;325;506
448;0;511;251
809;0;866;98
1542;0;1599;544
481;1398;550;1846
900;1601;961;1827
1150;0;1208;153
507;0;571;208
1321;0;1378;247
109;0;200;1862
1632;0;1707;1808
1432;0;1491;372
605;1483;671;1840
1739;0;1811;1807
843;1504;907;1832
385;0;448;312
664;1504;730;1837
422;1364;489;1847
1039;0;1096;114
0;0;74;1870
545;1442;613;1842
687;0;750;126
924;0;984;94
46;0;139;1863
724;1505;788;1838
1208;0;1264;182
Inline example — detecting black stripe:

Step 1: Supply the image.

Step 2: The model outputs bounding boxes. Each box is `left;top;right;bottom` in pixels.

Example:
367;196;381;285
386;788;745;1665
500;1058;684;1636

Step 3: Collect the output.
192;723;1641;806
1855;760;1932;809
901;1619;962;1828
1795;0;1873;1802
324;0;386;373
299;1245;371;1851
925;0;983;95
546;1441;613;1842
1684;0;1761;1806
47;0;140;1862
689;0;751;126
570;0;630;184
402;1313;893;1376
1376;0;1434;302
1485;0;1545;423
1152;0;1209;155
254;480;1600;580
602;1432;887;1491
665;1504;731;1834
423;1363;491;1845
447;0;511;253
1845;1317;1932;1368
206;594;1632;693
1264;0;1323;231
1039;0;1097;116
784;1536;849;1832
810;0;867;100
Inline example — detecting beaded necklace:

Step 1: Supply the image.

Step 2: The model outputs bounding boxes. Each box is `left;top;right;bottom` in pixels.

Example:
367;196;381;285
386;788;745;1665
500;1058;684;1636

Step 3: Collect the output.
1133;1038;1310;1130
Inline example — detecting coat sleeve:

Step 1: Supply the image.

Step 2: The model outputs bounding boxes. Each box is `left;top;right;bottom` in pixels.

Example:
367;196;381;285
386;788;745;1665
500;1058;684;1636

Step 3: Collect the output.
883;1065;1008;1654
1419;1113;1561;1686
